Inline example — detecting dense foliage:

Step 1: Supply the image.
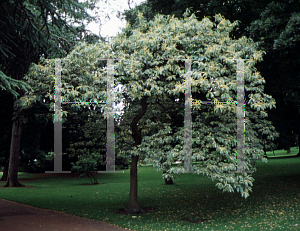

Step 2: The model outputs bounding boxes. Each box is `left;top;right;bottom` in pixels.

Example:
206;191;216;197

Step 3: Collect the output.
109;10;278;198
119;0;300;155
23;10;278;211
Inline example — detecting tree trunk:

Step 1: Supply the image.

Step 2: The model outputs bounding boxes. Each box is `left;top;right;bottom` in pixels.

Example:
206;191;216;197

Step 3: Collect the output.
263;153;268;158
124;96;148;214
0;164;8;181
286;145;291;154
138;160;146;166
296;124;300;157
163;170;173;185
4;119;25;187
124;155;142;213
263;141;268;158
263;144;267;158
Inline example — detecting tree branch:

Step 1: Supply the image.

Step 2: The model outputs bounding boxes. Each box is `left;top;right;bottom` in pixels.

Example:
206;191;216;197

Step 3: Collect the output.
130;96;148;146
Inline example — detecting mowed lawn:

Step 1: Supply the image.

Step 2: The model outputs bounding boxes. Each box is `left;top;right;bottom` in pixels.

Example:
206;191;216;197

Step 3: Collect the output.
0;147;299;231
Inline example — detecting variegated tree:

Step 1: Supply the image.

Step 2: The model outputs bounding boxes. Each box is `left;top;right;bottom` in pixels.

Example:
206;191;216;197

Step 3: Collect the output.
110;9;278;213
23;9;278;214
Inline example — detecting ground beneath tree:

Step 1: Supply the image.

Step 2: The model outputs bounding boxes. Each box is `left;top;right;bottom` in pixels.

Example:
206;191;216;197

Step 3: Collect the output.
0;173;136;230
0;198;133;231
0;172;101;188
114;207;155;215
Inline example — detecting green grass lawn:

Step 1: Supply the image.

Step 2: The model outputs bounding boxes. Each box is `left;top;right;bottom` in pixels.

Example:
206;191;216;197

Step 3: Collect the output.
0;147;299;230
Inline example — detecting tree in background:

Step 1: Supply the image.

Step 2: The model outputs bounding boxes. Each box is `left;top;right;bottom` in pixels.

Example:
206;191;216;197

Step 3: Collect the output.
246;1;300;155
22;39;125;180
18;102;51;173
0;91;14;181
0;0;106;187
66;104;107;183
118;0;274;41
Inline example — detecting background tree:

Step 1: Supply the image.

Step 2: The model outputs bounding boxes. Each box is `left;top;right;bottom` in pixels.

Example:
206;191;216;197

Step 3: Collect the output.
66;103;107;181
18;102;51;173
0;91;14;181
22;39;125;177
0;0;107;187
251;113;279;158
246;2;300;155
117;0;274;41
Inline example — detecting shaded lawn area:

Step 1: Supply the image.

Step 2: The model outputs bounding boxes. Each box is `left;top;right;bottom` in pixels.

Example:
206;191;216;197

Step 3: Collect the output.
0;147;299;230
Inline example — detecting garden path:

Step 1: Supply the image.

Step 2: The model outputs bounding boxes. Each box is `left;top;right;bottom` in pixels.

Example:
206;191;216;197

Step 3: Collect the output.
0;198;132;231
0;173;135;231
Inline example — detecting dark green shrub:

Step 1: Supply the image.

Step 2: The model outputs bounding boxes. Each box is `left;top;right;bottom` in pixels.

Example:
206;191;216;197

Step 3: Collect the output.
71;151;102;184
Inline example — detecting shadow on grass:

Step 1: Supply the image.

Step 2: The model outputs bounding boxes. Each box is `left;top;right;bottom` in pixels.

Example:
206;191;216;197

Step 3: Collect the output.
113;207;155;215
0;149;299;230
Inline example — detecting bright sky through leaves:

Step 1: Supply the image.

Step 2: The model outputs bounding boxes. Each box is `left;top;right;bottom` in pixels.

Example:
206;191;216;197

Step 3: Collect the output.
81;0;147;38
78;0;147;116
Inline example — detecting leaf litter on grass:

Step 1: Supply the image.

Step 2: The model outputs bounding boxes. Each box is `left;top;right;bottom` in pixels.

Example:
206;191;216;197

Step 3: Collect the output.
1;157;300;230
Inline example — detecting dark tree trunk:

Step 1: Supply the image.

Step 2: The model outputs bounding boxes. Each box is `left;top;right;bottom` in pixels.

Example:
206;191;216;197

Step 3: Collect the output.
263;153;268;158
163;170;173;185
296;124;300;157
0;164;8;181
4;119;25;187
263;141;268;158
286;145;291;154
124;96;148;214
263;144;267;158
125;155;142;213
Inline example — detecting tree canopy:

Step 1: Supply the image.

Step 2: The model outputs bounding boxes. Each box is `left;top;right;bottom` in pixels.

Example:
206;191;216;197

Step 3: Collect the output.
119;0;300;153
0;0;106;99
0;0;109;187
111;10;277;199
23;9;277;213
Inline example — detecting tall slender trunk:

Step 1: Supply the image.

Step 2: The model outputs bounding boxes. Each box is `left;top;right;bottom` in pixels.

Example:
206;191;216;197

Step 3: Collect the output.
124;96;148;214
125;155;142;213
4;119;24;187
263;140;268;158
0;164;8;181
286;144;291;154
263;142;267;157
296;124;300;157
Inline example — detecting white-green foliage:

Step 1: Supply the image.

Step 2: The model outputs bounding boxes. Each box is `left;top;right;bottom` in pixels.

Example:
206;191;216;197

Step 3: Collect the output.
21;41;124;120
23;9;278;199
110;10;277;198
21;40;125;173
